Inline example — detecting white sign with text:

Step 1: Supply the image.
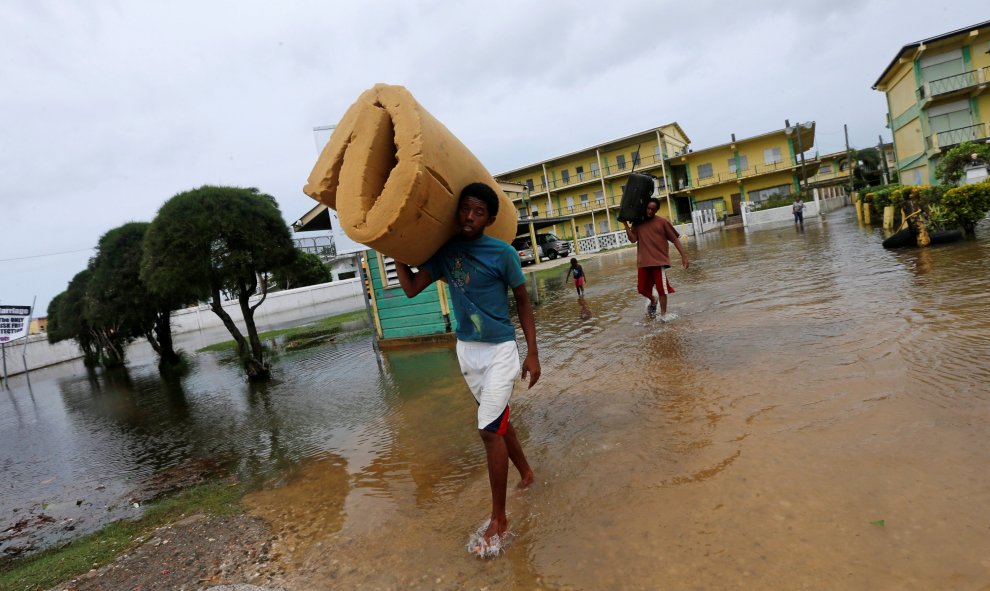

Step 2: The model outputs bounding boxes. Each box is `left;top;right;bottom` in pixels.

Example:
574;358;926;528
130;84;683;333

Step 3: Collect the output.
0;305;32;343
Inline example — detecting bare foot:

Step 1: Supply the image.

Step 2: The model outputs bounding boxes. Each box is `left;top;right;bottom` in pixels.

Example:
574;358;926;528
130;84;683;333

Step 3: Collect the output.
516;469;535;490
471;517;507;557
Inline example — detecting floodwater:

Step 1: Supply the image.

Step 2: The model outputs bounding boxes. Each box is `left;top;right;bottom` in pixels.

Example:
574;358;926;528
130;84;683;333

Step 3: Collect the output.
3;207;990;589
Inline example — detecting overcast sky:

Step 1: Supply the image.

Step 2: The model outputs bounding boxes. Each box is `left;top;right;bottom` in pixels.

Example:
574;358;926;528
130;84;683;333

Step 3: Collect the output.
1;1;985;315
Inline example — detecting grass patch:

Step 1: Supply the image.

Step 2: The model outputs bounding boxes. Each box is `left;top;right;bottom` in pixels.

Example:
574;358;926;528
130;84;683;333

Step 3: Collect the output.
197;310;369;353
0;480;243;591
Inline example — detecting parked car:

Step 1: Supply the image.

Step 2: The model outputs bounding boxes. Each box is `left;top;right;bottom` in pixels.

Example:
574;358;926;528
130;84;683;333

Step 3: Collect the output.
535;233;572;259
511;237;536;265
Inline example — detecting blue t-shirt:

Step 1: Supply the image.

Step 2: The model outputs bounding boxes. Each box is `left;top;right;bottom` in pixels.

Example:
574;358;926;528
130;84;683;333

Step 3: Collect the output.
421;234;526;343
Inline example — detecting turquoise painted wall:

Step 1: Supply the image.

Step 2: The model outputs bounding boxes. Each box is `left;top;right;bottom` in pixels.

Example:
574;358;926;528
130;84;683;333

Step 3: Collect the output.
366;250;455;339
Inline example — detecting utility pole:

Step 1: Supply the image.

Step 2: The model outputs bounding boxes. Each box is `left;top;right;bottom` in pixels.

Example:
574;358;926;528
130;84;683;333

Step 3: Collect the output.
844;124;854;195
877;134;891;185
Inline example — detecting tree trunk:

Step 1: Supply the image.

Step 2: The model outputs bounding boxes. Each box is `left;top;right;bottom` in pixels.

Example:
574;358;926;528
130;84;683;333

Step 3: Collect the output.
238;275;270;381
154;307;181;367
209;280;269;381
906;193;930;247
209;284;250;357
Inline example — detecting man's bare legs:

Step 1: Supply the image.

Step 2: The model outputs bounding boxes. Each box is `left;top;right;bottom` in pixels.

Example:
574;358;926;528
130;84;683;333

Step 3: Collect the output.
658;293;668;317
504;421;534;488
476;420;533;548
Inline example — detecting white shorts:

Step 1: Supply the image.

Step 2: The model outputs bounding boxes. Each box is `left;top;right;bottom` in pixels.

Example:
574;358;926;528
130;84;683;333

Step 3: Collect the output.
456;340;520;434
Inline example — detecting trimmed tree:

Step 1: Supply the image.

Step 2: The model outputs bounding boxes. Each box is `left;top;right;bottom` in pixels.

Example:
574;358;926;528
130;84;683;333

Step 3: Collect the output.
47;269;101;366
87;222;186;369
273;250;332;290
141;186;295;380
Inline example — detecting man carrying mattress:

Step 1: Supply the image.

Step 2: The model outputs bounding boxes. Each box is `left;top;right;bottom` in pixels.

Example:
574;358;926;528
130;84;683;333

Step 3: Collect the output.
395;182;540;558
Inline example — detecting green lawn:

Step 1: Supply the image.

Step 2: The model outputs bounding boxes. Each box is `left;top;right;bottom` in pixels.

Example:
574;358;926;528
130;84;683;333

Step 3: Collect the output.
197;309;369;352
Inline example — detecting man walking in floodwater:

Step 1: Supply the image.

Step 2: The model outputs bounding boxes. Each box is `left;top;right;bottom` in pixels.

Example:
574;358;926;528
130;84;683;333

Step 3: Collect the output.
793;196;805;227
395;182;539;558
622;197;689;320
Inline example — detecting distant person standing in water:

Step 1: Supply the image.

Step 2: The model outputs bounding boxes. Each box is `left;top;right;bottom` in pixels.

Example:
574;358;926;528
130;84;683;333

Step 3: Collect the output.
565;258;586;296
622;198;689;320
395;182;538;558
792;196;805;227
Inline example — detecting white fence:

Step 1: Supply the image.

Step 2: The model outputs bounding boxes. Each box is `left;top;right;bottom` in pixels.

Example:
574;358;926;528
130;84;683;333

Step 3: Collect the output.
691;209;722;234
574;221;695;254
2;279;367;377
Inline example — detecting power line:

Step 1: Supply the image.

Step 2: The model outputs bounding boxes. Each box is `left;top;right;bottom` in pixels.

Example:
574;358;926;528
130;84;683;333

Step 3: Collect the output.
0;247;95;263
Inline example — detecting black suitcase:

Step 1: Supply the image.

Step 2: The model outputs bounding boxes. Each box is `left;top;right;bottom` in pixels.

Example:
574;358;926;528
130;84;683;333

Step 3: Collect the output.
617;173;655;223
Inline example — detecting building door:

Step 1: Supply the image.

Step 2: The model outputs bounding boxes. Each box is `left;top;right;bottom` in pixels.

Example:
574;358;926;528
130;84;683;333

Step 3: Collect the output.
730;193;741;215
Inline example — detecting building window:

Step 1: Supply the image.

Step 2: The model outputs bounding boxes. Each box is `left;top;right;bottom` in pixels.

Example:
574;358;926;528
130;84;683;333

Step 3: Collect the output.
560;169;570;184
541;175;547;189
591;162;600;177
654;145;662;159
526;178;534;191
531;205;539;216
697;163;713;179
819;164;832;174
575;166;584;181
616;155;626;170
585;223;595;236
632;151;640;166
519;207;527;218
594;190;604;205
600;219;610;234
728;155;748;173
748;184;792;203
580;194;589;208
566;196;574;211
764;147;782;165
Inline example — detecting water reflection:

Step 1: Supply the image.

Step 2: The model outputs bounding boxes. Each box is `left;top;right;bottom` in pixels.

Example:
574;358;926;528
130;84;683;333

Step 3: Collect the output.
3;210;990;588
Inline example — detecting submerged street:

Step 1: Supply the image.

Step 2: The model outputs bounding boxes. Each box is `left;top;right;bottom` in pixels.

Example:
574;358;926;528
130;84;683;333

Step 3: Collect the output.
3;207;990;589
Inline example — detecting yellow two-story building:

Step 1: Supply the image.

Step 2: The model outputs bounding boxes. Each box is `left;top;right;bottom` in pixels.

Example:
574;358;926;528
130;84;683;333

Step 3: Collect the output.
496;121;821;243
495;124;691;243
873;20;990;185
665;123;818;219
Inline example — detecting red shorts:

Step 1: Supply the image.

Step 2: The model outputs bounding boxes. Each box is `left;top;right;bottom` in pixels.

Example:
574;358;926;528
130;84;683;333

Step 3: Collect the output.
638;266;675;298
575;276;585;287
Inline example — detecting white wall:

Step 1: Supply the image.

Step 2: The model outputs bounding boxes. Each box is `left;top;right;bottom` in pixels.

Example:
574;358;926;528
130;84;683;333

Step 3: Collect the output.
2;279;367;377
742;191;850;229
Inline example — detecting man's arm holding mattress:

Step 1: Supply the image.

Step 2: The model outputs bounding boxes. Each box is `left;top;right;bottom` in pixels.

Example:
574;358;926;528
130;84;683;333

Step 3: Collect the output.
396;263;434;298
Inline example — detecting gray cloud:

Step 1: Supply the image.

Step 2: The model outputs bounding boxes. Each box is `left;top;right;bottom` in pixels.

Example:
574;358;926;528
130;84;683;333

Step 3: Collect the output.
0;0;982;312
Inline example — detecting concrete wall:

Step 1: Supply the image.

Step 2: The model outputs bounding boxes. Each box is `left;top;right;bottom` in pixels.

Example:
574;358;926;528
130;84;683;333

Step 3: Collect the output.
742;193;850;229
2;279;366;377
170;278;364;334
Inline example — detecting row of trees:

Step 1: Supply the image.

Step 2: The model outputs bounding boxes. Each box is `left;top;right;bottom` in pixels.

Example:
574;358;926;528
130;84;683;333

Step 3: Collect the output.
48;186;332;381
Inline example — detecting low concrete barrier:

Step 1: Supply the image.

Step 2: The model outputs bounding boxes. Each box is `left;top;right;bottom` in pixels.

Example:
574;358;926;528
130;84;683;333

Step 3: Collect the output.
2;279;366;377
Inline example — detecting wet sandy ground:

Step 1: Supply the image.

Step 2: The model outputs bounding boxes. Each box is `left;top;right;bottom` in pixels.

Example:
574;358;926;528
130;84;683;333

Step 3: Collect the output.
242;211;990;590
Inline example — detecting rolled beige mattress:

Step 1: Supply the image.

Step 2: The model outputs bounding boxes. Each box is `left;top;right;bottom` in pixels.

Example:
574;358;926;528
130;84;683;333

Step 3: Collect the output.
303;83;517;266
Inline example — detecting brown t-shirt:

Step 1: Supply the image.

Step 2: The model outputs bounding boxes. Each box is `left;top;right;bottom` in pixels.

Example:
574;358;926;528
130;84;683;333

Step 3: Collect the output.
634;215;680;268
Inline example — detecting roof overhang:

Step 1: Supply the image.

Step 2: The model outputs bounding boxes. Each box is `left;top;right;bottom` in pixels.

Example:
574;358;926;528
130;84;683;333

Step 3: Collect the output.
873;20;990;89
515;215;574;236
292;203;333;232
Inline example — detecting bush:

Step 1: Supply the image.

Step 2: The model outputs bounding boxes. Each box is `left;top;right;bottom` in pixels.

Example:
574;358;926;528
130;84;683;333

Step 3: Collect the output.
866;183;902;209
934;142;990;184
939;180;990;233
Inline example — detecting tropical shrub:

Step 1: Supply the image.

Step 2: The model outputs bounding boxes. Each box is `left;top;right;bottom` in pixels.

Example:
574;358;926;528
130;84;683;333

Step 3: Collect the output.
938;180;990;233
934;142;990;184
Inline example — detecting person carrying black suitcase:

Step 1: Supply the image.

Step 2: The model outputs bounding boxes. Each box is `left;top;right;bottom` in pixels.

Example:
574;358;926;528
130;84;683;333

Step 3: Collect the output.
622;197;689;320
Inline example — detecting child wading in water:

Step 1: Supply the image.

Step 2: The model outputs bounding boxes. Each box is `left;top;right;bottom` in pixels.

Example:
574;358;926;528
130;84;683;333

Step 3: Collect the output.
565;258;586;296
